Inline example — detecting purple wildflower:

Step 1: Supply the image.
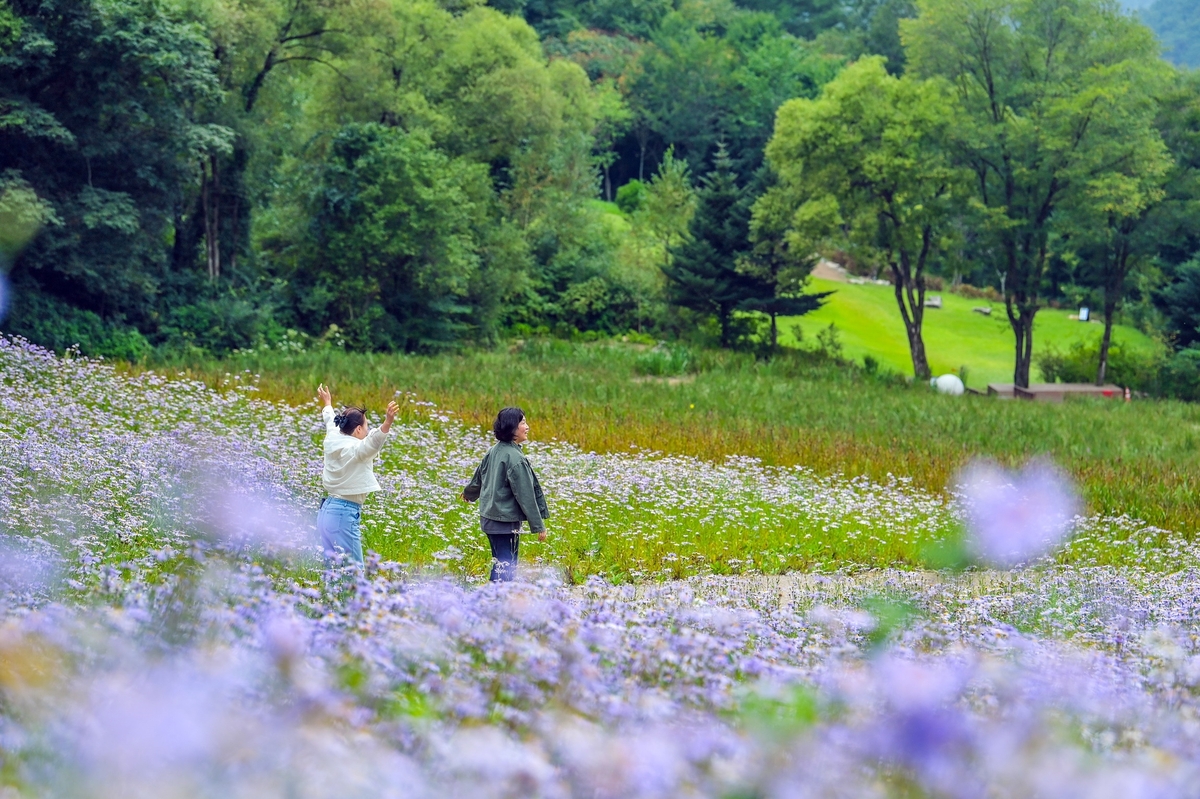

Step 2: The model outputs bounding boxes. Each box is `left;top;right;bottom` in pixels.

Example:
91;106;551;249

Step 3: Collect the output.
958;459;1082;568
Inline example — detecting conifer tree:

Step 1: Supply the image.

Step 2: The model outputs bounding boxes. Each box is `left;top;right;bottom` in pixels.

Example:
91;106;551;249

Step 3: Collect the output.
663;144;763;347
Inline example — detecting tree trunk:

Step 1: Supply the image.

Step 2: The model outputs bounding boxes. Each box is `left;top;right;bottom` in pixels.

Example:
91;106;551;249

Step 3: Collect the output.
1096;300;1117;385
201;156;223;282
211;155;220;281
201;160;213;280
1097;244;1131;387
905;320;930;380
769;311;778;351
229;191;240;275
636;125;649;182
244;48;277;114
889;262;930;381
1007;304;1036;388
719;306;732;348
172;205;186;272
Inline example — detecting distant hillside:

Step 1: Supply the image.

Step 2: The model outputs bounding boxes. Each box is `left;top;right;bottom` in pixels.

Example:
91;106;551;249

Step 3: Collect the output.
1143;0;1200;68
779;279;1158;388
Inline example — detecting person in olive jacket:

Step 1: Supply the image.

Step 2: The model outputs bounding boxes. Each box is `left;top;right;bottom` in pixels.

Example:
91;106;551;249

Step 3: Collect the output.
461;407;550;582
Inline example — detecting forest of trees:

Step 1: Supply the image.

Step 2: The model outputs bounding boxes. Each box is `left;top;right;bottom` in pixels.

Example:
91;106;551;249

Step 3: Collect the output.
1142;0;1200;68
1;0;1199;395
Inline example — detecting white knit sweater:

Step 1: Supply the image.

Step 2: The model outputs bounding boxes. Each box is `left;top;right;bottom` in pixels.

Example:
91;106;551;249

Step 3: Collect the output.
321;406;390;504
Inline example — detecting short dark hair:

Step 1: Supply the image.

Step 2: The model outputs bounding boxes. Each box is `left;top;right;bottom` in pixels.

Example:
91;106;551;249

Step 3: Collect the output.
333;407;366;435
493;407;525;442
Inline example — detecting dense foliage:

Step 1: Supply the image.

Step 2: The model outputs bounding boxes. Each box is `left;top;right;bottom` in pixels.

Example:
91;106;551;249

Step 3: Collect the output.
0;0;841;356
1;0;1199;398
1143;0;1200;68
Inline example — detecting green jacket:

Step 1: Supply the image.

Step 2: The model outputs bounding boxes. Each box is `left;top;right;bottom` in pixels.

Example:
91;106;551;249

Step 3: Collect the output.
462;441;549;532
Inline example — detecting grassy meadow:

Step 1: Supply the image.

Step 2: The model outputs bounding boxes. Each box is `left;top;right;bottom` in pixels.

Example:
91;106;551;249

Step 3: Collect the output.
780;277;1161;387
150;341;1200;541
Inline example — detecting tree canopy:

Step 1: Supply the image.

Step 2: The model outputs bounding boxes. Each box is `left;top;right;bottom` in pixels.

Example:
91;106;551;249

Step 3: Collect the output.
903;0;1172;388
0;0;1197;393
764;56;964;379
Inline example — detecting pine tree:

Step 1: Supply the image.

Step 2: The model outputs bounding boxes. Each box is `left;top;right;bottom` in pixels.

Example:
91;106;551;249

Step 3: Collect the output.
743;165;831;351
663;144;763;348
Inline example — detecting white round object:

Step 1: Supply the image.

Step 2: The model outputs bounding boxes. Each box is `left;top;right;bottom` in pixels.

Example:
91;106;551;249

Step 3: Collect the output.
932;374;965;396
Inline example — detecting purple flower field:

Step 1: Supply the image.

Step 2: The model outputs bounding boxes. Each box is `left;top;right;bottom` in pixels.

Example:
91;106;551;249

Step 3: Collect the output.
3;335;1200;797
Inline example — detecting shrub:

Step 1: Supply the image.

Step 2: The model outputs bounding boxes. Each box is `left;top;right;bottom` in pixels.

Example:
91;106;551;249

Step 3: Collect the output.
159;294;281;356
1160;347;1200;402
559;276;638;334
615;179;647;214
633;342;693;376
952;283;1003;302
816;323;844;362
4;289;151;361
1036;337;1166;392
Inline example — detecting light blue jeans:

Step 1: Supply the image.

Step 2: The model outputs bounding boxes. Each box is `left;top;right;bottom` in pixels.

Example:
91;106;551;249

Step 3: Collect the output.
317;497;363;565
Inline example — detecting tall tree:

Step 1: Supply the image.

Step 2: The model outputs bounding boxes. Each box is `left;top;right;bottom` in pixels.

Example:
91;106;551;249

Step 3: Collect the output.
1066;142;1171;385
293;124;490;352
0;0;231;346
1158;259;1200;350
732;0;847;38
1151;72;1200;349
904;0;1171;388
624;7;840;182
763;57;963;379
814;0;918;74
178;0;382;281
745;168;831;350
637;146;697;271
255;1;626;345
663;144;761;347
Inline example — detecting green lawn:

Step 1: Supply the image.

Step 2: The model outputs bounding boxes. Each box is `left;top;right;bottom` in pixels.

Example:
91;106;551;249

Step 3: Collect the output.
781;278;1160;388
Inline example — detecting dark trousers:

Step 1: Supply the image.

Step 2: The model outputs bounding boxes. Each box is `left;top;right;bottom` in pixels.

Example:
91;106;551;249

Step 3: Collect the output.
486;533;520;582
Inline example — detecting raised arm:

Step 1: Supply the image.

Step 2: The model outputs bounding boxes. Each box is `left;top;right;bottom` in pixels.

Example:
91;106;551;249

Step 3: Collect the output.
345;401;399;463
380;401;398;435
318;384;335;431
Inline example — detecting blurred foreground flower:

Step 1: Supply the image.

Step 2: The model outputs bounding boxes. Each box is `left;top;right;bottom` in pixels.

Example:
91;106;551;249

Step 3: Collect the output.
190;473;313;554
957;459;1081;568
1;177;56;325
0;534;61;598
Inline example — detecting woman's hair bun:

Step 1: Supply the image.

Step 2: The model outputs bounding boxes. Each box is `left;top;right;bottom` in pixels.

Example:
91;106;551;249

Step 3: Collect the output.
333;407;366;435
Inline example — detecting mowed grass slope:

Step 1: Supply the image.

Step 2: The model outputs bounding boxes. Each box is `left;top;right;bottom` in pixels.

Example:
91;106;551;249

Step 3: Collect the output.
781;278;1159;387
153;343;1200;537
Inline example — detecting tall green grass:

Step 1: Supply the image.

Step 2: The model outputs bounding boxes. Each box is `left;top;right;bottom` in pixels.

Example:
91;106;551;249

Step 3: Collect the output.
147;340;1200;536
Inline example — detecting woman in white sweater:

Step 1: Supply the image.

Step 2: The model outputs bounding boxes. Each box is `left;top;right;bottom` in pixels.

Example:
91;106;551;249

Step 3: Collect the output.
316;384;399;565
